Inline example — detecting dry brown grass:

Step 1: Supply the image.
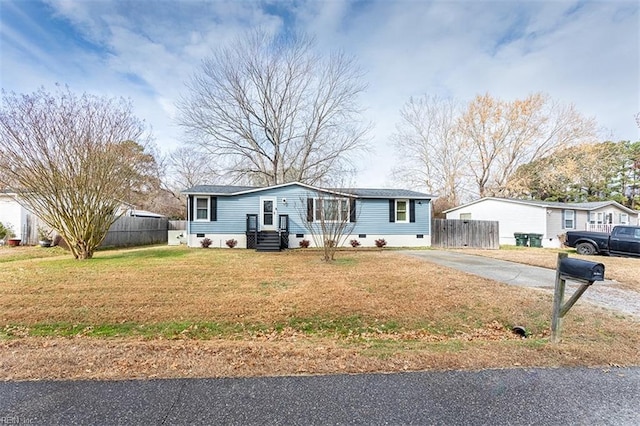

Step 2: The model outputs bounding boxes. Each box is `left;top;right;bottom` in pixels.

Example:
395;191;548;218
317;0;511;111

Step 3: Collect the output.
454;247;640;292
1;245;639;381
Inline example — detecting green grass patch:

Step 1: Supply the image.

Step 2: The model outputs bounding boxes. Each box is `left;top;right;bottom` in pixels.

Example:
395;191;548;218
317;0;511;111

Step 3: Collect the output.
1;317;407;340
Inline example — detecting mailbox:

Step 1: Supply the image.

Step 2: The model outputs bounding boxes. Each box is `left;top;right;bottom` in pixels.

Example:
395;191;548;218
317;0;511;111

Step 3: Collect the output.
558;257;605;283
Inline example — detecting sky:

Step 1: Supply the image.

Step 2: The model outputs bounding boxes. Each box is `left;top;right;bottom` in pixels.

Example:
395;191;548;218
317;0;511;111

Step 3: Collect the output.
1;0;638;189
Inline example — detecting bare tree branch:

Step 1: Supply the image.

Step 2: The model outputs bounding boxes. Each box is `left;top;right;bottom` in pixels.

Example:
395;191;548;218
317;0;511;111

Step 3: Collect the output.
177;30;370;186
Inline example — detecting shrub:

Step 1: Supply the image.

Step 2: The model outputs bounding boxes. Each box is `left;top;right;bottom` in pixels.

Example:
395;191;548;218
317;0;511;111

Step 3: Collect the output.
225;238;238;248
0;222;15;240
374;238;387;248
299;239;310;248
200;238;213;248
350;239;361;248
324;239;335;248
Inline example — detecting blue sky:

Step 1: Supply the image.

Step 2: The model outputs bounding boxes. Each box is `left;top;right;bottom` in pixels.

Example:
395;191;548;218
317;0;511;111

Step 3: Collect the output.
1;0;638;188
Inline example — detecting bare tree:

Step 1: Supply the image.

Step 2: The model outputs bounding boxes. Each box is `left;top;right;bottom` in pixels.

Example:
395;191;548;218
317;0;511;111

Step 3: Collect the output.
458;93;597;197
169;146;220;189
391;95;470;213
298;190;357;262
177;30;369;186
0;86;151;259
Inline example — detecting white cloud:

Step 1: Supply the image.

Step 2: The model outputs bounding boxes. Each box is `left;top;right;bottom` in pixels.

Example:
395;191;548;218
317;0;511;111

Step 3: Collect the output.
2;0;638;189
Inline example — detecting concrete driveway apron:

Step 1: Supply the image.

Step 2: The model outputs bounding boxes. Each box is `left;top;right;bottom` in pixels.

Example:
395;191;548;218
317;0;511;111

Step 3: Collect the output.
400;250;640;320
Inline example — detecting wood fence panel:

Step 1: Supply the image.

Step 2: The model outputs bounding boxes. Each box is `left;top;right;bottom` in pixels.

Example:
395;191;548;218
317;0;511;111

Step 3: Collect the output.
100;216;169;248
431;219;499;249
169;220;187;230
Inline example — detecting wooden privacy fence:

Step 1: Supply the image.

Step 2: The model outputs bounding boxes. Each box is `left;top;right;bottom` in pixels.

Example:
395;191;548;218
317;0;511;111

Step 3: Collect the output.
100;216;168;248
431;219;499;249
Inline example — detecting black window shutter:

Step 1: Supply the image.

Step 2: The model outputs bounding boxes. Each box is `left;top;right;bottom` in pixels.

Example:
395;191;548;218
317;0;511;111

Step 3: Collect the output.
389;199;395;222
307;198;314;222
188;195;193;221
409;199;416;223
350;198;356;222
210;196;217;221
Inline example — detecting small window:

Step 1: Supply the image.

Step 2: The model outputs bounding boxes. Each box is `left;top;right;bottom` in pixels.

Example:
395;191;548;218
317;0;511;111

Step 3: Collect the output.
459;213;472;220
620;213;629;225
396;200;408;223
195;197;209;221
358;234;367;238
563;210;575;229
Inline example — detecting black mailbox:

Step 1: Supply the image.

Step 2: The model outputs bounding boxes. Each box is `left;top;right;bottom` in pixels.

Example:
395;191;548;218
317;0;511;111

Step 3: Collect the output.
559;257;605;282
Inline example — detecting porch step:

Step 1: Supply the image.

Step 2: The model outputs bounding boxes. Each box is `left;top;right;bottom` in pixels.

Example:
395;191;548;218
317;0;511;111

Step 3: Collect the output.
256;231;281;252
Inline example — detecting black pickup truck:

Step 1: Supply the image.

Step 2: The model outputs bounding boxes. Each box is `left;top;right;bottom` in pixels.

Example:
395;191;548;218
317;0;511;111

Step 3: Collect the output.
566;225;640;257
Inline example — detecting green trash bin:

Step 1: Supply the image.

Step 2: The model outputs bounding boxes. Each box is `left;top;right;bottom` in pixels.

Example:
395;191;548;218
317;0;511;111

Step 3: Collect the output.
529;233;543;248
514;233;529;247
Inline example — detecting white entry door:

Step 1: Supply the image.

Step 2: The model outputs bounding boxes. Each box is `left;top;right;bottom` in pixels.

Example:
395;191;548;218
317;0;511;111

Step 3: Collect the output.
260;197;277;231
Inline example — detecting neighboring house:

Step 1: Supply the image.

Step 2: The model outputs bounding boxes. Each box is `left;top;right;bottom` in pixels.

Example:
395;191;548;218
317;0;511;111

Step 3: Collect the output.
444;197;639;248
0;191;167;246
0;192;33;242
182;182;434;250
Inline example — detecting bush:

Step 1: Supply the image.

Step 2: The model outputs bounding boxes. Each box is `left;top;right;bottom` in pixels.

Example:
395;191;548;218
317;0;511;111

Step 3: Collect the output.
200;238;213;248
299;239;310;248
225;239;238;248
0;222;15;240
350;239;361;248
374;238;387;248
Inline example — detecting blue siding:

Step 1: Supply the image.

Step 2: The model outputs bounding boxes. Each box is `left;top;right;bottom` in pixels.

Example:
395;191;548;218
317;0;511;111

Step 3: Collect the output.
188;183;430;236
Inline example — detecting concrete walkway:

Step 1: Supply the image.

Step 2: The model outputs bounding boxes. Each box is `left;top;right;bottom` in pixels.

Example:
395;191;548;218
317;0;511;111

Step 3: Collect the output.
401;250;640;320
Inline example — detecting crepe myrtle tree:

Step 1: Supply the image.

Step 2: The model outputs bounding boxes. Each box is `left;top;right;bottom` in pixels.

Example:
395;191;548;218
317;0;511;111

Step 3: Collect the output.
0;86;153;259
298;190;358;262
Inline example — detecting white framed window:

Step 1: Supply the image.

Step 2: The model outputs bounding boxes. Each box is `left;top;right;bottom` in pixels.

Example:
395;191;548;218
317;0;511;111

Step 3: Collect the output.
620;213;629;225
195;197;209;221
459;213;472;220
314;198;349;222
589;212;604;224
396;199;409;223
563;209;575;229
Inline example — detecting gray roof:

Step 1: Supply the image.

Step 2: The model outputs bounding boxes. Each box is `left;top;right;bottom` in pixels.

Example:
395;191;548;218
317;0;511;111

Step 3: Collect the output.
183;182;434;199
183;185;258;194
336;188;433;199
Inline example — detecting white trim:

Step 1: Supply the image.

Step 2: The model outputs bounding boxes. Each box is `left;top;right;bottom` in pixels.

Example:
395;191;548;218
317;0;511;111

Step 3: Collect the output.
289;233;431;248
260;196;277;231
563;209;575;229
312;197;350;223
194;196;210;221
395;199;409;223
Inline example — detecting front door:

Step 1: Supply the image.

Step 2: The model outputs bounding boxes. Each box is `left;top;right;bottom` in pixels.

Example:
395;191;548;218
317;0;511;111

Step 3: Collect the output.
260;197;277;231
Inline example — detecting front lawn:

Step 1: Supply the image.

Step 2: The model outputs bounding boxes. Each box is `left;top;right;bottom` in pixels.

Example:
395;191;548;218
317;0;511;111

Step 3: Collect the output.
1;245;638;380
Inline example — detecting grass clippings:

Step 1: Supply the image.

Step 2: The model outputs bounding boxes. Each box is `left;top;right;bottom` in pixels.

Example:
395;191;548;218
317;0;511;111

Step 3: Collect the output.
0;245;638;381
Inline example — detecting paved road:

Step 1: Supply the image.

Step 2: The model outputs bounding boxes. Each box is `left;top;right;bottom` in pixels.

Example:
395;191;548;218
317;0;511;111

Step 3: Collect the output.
1;367;639;425
401;250;640;320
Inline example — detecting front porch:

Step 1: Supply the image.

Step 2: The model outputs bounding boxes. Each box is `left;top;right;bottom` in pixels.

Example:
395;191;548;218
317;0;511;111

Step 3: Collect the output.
246;214;289;251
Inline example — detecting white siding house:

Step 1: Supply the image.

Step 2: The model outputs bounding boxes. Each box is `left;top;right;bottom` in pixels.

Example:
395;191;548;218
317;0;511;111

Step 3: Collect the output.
444;197;639;248
0;193;30;242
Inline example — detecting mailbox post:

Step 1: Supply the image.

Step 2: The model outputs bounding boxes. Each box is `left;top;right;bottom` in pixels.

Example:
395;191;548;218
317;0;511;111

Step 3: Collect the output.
551;253;605;343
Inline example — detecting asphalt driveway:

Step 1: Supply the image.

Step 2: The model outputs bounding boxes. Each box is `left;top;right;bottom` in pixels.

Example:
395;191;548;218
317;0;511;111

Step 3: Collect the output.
400;250;640;320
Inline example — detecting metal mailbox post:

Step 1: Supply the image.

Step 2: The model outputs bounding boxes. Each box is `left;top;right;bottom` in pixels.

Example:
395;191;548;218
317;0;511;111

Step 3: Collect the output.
551;253;605;343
